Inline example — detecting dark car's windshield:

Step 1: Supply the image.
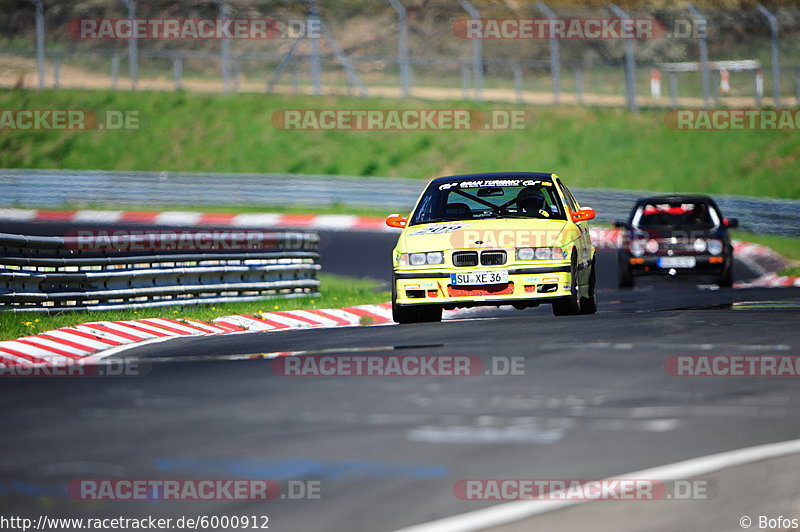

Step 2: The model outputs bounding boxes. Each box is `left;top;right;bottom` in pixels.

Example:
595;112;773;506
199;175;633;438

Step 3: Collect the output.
633;201;721;230
409;178;566;226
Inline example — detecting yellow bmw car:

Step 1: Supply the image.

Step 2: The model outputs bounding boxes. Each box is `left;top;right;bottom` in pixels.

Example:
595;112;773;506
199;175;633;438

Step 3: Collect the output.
387;172;597;324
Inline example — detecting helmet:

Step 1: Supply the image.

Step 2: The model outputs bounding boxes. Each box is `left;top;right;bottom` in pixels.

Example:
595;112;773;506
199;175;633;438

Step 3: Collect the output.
516;187;546;214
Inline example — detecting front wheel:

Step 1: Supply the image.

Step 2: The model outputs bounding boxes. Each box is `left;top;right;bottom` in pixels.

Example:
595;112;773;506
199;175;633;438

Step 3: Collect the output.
392;303;442;324
552;259;581;316
579;261;598;315
618;262;635;288
717;262;734;288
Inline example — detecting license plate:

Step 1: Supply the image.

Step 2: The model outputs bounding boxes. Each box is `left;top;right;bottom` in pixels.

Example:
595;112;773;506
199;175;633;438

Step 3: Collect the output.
450;271;508;286
657;257;696;269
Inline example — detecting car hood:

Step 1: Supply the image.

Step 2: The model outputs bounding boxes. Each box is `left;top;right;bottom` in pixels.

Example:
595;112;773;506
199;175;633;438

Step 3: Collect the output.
397;218;569;253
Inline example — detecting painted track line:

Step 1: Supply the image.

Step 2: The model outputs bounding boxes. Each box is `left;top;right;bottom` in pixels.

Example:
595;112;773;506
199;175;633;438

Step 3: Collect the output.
394;437;800;532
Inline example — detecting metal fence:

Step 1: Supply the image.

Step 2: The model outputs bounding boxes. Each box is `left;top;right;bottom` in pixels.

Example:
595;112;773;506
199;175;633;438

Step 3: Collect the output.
1;169;797;237
3;2;800;109
0;229;320;312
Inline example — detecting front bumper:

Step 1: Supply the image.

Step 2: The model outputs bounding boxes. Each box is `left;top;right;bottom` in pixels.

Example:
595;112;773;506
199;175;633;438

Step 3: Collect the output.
626;254;729;276
393;265;572;308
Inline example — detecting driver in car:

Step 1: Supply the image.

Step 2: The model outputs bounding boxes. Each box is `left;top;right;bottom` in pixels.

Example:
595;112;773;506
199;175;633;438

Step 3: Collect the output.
516;187;551;218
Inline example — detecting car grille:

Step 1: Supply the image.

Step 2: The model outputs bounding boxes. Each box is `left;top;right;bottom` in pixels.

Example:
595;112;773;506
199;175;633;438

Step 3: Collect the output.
656;238;695;253
480;251;507;266
452;251;479;267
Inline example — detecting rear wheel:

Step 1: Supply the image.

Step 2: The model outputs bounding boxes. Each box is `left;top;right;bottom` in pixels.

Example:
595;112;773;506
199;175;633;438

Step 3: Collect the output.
579;261;598;315
553;258;581;316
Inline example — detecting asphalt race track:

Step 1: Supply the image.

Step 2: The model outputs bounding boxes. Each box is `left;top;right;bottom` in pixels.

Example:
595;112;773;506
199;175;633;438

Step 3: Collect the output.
2;220;800;531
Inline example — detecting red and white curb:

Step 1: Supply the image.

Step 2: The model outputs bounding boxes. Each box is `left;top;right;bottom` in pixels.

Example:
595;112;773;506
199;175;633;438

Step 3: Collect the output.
0;303;398;369
732;241;800;288
0;208;392;232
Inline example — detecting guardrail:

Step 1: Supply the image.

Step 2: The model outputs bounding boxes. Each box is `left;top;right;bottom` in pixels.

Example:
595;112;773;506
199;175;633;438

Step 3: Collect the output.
0;230;320;312
1;169;798;237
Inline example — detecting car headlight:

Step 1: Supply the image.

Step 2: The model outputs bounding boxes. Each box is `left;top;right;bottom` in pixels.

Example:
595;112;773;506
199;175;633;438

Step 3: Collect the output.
645;239;659;254
516;247;563;261
693;238;707;253
409;253;427;265
707;239;723;255
630;238;646;257
516;247;535;261
401;252;445;266
426;251;444;265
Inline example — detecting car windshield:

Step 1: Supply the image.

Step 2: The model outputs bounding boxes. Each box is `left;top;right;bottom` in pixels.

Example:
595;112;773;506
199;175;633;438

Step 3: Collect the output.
633;201;721;229
409;178;566;226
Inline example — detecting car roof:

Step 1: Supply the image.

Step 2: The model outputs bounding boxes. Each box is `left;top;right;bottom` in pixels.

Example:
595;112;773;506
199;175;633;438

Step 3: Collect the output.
429;172;555;185
636;195;718;205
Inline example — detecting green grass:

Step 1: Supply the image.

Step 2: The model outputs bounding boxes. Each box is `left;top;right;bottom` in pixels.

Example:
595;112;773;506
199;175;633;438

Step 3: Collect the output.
0;273;390;342
1;89;799;199
778;266;800;277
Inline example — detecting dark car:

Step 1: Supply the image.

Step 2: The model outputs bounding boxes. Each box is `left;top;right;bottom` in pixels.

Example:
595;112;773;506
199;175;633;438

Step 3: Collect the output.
614;195;738;288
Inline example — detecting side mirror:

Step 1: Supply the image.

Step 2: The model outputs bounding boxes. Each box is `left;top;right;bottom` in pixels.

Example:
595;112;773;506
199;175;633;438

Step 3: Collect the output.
571;207;596;223
613;219;627;229
385;213;408;229
724;218;739;229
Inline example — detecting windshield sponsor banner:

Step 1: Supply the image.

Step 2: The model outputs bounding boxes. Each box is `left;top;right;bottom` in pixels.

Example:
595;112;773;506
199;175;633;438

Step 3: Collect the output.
454;18;665;40
438;179;551;190
665;109;800;131
454;478;714;501
665;355;800;377
272;109;530;131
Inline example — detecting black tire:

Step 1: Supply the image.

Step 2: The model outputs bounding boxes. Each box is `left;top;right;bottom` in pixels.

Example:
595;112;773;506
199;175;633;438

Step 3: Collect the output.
392;303;442;324
418;305;443;323
718;263;734;288
579;261;598;315
553;257;581;316
392;303;417;324
618;262;635;288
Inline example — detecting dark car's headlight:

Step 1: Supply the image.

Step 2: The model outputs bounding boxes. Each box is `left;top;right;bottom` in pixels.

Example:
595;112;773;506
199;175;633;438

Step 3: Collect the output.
707;239;723;255
630;239;646;257
693;238;707;253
